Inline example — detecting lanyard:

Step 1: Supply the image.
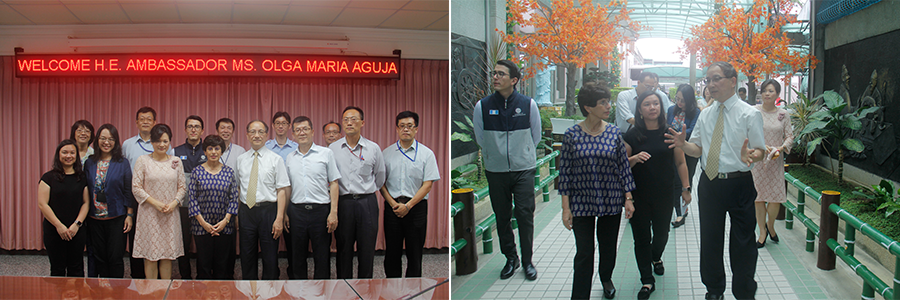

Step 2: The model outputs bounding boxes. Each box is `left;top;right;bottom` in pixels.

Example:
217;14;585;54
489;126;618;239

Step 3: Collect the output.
137;139;153;153
347;145;364;161
222;143;233;163
397;140;417;162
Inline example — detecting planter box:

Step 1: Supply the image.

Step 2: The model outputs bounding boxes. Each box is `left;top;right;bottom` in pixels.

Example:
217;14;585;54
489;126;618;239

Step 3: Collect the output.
551;118;578;135
785;164;896;275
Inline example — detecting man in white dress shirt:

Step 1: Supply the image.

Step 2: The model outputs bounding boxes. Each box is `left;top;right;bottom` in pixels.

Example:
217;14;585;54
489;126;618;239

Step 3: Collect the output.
380;111;440;278
329;106;386;279
284;116;340;279
216;118;246;171
235;120;290;280
666;62;766;300
616;72;673;133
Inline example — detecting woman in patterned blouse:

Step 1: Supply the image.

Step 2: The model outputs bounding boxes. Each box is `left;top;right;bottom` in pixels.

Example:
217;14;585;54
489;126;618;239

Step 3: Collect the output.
558;84;636;300
188;134;240;279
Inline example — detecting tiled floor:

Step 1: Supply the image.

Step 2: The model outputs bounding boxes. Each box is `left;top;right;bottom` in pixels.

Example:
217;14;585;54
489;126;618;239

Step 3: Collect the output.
451;188;832;300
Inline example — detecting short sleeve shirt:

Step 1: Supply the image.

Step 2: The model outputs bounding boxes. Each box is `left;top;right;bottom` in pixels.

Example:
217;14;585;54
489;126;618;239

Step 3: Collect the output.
285;144;341;204
382;140;440;199
235;147;291;204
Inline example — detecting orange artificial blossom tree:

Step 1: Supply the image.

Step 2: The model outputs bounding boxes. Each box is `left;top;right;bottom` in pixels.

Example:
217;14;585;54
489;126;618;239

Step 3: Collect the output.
682;0;818;104
501;0;640;116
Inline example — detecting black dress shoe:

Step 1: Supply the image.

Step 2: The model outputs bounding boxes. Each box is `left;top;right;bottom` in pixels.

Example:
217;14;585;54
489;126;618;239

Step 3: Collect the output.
671;217;685;228
637;284;655;300
705;293;724;300
652;261;664;275
756;239;766;248
523;263;537;281
601;281;616;299
767;224;779;243
499;257;519;279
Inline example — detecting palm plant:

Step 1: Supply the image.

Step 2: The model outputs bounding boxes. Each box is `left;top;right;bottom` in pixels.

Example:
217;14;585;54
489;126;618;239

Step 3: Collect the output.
787;87;821;165
800;90;878;181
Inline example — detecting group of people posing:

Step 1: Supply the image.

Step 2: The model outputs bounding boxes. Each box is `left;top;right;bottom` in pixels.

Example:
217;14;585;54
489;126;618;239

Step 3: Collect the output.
476;60;791;300
38;106;440;281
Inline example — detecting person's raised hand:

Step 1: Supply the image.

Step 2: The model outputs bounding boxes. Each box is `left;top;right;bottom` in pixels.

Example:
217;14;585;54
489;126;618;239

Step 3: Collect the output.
664;124;687;149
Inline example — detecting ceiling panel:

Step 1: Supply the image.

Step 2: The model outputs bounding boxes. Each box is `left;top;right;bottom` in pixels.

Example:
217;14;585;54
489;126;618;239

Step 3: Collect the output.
0;5;32;25
0;0;447;30
282;5;342;26
66;4;130;24
403;0;447;11
330;7;394;28
8;4;82;24
425;13;448;31
380;10;445;30
232;3;287;24
176;3;232;23
120;3;180;23
346;0;409;10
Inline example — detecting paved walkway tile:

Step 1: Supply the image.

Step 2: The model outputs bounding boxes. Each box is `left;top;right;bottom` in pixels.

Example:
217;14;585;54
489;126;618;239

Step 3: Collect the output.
452;190;832;300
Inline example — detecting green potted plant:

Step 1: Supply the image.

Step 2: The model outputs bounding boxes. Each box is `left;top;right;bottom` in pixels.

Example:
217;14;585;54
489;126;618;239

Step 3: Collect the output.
800;90;878;182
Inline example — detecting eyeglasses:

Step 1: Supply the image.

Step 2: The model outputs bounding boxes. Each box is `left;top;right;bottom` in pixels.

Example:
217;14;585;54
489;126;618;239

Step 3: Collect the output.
342;117;361;123
76;129;91;134
675;96;684;103
490;71;508;78
248;130;267;136
186;125;202;130
292;127;312;133
274;121;290;127
98;137;116;143
398;124;417;130
703;76;727;85
138;117;154;123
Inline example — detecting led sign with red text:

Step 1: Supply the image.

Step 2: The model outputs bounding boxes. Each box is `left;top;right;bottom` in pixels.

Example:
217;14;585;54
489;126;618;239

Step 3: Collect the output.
15;54;400;79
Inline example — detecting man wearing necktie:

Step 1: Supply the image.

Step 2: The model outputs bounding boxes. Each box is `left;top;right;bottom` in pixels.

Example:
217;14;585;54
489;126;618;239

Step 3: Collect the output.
665;62;766;300
235;120;291;280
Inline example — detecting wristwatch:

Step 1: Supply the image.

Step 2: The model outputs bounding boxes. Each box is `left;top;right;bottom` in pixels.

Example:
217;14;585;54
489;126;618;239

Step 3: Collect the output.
682;186;691;192
75;220;83;227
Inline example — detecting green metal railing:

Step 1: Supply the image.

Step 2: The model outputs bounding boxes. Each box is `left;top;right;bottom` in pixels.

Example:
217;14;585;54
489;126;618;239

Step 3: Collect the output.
784;172;900;299
451;150;560;257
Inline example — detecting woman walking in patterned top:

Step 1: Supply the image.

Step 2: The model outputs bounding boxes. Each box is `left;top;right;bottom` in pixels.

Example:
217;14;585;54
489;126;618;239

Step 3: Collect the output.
188;135;240;279
752;79;793;248
85;124;135;278
624;91;692;299
559;84;636;300
132;124;186;279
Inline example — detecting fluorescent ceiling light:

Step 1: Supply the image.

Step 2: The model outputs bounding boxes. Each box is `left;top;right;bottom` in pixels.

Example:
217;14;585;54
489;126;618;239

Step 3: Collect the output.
68;38;349;49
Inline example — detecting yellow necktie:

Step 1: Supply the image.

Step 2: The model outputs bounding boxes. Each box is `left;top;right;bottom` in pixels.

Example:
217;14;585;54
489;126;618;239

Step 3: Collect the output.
706;103;726;181
246;152;259;207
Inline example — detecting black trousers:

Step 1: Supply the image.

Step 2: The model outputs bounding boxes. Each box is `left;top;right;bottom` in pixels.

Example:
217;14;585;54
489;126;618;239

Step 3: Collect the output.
128;207;144;278
383;198;428;278
335;193;378;279
631;190;673;284
88;216;126;278
698;172;758;299
238;203;280;280
178;207;193;279
485;169;536;265
674;156;699;217
43;220;86;277
194;233;235;280
288;203;332;279
571;214;621;300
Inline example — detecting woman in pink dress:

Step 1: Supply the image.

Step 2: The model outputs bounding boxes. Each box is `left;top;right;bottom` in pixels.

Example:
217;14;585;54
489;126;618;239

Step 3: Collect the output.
751;79;793;248
132;124;186;279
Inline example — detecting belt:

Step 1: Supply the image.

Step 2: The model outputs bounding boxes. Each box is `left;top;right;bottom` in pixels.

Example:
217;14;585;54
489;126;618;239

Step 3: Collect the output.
292;203;328;210
340;193;374;199
705;170;752;180
244;201;275;208
395;196;411;204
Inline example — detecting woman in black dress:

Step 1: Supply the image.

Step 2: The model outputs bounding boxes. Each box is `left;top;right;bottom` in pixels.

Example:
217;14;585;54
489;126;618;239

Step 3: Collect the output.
37;139;90;276
624;91;692;299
